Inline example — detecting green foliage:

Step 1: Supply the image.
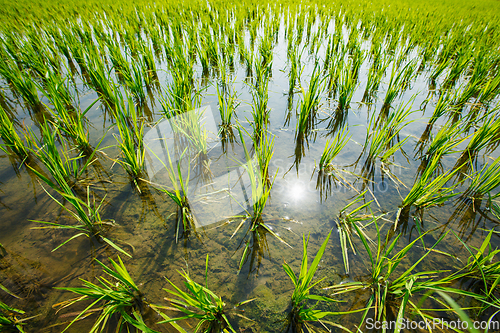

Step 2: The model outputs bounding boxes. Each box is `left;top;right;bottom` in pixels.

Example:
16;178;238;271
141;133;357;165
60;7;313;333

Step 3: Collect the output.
56;256;154;332
161;255;253;333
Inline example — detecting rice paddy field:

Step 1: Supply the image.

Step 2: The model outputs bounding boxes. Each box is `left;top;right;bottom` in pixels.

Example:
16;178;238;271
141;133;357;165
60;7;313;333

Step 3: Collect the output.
1;0;500;332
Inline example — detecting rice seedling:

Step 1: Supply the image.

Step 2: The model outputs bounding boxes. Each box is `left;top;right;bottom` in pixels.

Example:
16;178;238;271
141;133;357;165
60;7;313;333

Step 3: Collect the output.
24;122;129;256
230;129;288;255
396;153;463;228
362;56;389;105
281;230;350;333
216;79;240;148
335;192;375;274
326;219;454;331
451;229;500;296
83;49;117;108
112;91;146;189
315;127;357;199
335;60;358;113
454;114;500;173
462;155;500;205
418;89;457;142
163;67;199;116
415;119;468;173
160;255;254;333
0;104;29;161
293;66;324;171
318;127;350;174
478;73;500;107
249;61;270;142
381;60;417;115
55;256;154;332
0;61;41;110
146;143;196;243
0;298;29;332
287;43;302;95
442;52;471;89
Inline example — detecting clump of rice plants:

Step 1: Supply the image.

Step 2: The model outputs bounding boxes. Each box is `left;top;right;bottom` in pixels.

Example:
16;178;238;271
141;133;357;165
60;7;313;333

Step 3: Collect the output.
357;100;414;187
281;230;348;333
396;153;462;228
25;122;129;256
293;66;324;171
216;79;240;150
160;255;254;333
381;60;417;116
55;256;153;332
147;145;197;243
461;155;500;207
326;220;455;331
0;104;29;161
112;91;146;189
315;127;356;200
249;60;271;143
453;114;500;174
335;192;376;274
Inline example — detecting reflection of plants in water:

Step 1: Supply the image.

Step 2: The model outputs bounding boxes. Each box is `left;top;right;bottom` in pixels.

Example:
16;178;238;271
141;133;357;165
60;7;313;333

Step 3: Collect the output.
161;255;254;333
281;230;349;333
55;256;155;332
236;226;270;276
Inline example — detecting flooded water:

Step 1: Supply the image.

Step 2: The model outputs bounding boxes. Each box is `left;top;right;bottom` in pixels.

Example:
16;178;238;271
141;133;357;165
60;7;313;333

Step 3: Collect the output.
0;13;499;333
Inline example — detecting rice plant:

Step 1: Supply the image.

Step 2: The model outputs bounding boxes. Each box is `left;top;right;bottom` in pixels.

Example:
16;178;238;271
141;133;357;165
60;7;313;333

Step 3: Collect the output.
335;62;357;113
318;127;350;174
112;92;146;188
315;127;356;199
281;230;348;333
381;60;417;115
55;256;152;332
0;302;28;332
146;144;196;243
161;255;253;333
357;100;414;186
25;123;129;256
396;153;462;228
0;104;29;161
326;220;454;330
249;60;270;142
462;155;500;204
230;129;286;248
293;66;324;171
454;114;500;173
335;193;376;274
216;80;240;149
